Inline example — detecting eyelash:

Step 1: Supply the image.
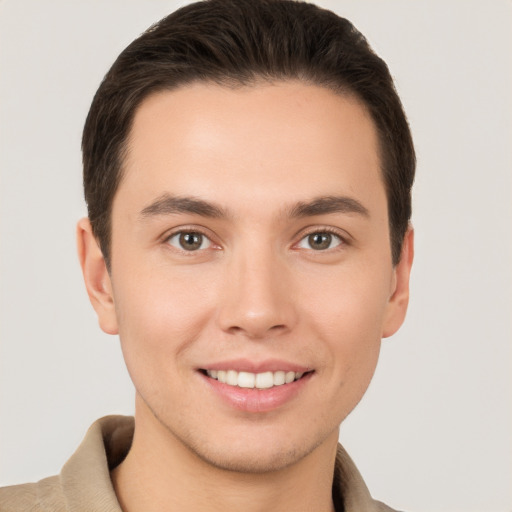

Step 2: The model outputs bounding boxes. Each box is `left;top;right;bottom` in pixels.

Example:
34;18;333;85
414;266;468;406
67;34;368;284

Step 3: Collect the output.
294;227;347;252
164;227;217;254
162;226;348;253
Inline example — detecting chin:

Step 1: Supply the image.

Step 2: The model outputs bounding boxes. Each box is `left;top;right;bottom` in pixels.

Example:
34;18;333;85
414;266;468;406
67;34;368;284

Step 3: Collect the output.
188;439;319;474
171;417;339;475
138;387;343;475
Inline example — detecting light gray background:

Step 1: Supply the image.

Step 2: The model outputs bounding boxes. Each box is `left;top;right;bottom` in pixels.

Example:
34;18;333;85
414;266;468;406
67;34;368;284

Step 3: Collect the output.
1;1;511;511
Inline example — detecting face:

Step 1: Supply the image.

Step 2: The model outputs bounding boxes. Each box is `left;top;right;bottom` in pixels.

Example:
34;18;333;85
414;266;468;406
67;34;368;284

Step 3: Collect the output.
79;81;412;473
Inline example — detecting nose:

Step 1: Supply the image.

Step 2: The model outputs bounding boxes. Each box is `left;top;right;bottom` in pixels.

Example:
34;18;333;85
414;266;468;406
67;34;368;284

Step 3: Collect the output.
216;247;298;340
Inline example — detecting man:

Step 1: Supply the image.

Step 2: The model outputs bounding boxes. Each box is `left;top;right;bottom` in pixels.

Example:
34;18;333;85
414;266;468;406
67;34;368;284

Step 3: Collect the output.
0;0;414;510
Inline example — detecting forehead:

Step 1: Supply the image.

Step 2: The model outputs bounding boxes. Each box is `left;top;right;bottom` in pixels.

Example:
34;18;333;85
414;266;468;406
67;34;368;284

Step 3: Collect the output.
117;81;385;217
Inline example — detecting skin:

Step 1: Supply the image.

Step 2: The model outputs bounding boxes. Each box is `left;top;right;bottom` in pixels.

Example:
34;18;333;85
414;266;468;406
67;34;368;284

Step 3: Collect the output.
77;81;413;512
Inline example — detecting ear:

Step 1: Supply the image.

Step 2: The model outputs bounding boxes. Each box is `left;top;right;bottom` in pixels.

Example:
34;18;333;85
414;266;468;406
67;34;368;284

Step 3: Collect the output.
76;218;118;335
382;227;414;338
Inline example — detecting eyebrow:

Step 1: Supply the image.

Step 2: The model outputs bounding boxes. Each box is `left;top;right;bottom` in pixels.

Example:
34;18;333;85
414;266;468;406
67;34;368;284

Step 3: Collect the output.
139;193;369;221
139;194;228;219
287;195;369;218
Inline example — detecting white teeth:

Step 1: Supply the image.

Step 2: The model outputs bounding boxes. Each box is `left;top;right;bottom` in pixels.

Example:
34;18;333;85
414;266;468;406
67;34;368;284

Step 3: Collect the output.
205;369;307;389
273;371;285;386
255;371;274;389
226;370;238;386
237;371;255;388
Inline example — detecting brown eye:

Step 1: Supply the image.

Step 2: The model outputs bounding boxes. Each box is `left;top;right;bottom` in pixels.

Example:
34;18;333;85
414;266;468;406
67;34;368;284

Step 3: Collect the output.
167;231;211;251
297;231;342;251
308;233;332;250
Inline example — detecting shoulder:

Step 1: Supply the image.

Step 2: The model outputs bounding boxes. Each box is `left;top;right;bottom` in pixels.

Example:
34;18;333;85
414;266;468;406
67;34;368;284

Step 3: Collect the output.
0;416;133;512
373;500;404;512
0;475;66;512
334;444;405;512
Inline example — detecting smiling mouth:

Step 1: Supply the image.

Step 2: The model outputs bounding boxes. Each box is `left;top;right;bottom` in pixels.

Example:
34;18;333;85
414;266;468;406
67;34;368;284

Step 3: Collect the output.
202;369;311;389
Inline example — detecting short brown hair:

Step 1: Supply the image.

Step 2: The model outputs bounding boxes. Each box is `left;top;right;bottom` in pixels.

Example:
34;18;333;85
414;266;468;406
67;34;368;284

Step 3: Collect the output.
82;0;415;267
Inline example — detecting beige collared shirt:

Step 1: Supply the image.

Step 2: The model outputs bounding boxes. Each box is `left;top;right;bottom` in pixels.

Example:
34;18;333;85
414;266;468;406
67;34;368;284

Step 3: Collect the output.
0;416;399;512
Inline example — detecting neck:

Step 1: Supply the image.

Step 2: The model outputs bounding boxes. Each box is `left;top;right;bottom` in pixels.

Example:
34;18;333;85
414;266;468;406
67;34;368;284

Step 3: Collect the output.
112;397;338;512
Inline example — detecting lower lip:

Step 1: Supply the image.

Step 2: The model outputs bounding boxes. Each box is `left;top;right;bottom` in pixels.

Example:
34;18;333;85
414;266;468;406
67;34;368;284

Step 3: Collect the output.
200;372;313;413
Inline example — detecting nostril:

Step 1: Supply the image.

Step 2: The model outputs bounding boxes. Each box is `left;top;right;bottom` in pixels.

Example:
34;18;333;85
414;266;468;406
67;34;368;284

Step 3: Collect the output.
226;323;288;339
217;286;297;338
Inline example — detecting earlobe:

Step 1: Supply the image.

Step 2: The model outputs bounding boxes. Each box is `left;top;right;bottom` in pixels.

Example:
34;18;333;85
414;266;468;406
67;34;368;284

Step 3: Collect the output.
76;218;119;335
382;227;414;338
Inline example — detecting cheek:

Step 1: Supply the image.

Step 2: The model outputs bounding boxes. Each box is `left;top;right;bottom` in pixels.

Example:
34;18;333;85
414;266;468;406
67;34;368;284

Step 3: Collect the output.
304;276;386;423
300;262;391;374
111;265;218;373
303;261;391;332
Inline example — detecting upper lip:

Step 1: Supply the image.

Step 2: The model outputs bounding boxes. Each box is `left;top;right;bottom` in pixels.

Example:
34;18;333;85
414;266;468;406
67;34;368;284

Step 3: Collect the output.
199;359;312;374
